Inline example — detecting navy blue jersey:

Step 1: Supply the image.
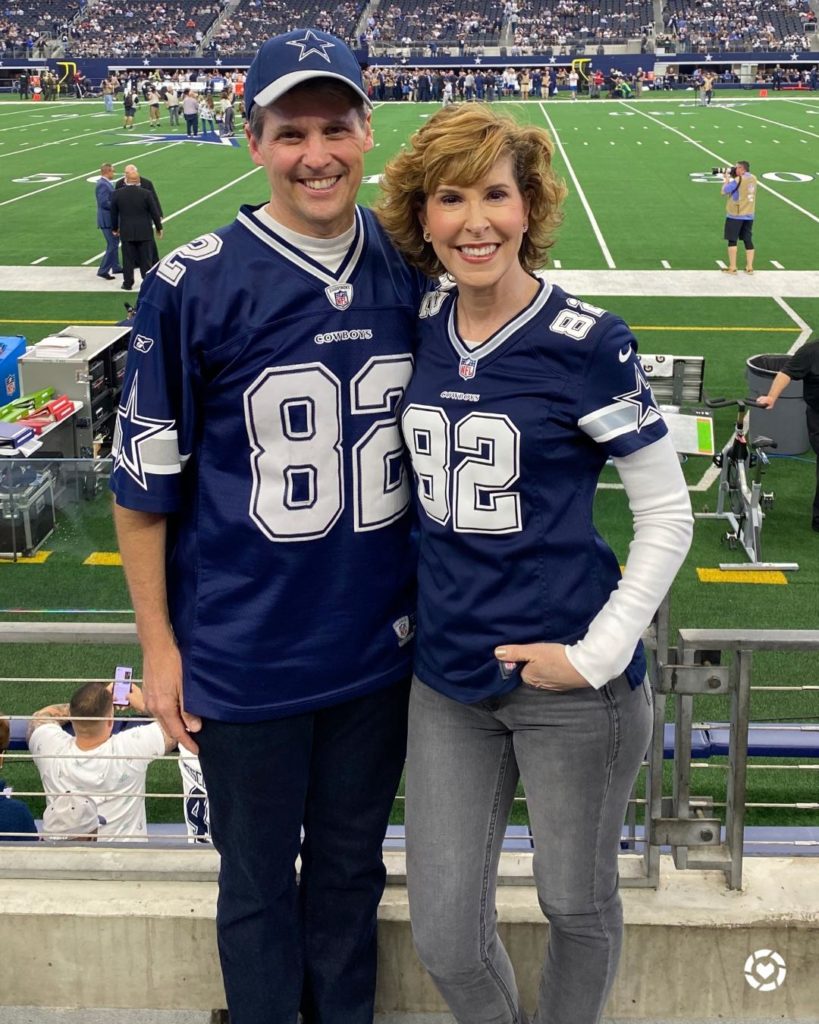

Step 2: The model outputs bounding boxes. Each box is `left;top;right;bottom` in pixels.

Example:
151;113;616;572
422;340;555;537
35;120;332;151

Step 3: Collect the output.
401;280;668;703
110;204;424;721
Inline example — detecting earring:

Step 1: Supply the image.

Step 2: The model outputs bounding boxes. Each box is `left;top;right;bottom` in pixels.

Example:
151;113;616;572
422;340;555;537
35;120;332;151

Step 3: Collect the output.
423;230;431;242
522;223;528;233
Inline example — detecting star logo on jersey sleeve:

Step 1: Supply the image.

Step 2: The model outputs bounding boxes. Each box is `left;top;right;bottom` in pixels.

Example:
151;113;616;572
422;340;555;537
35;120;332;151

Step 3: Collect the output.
286;30;335;63
113;371;176;490
613;365;659;432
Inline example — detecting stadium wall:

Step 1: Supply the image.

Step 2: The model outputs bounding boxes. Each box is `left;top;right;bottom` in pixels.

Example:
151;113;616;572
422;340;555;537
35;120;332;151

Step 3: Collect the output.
0;849;818;1017
1;51;819;87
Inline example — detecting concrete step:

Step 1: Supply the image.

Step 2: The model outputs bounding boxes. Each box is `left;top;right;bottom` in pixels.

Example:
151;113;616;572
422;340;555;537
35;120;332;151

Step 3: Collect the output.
2;1012;816;1024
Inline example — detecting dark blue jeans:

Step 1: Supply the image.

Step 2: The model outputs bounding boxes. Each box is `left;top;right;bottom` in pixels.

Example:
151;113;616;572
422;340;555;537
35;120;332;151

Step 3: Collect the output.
197;679;410;1024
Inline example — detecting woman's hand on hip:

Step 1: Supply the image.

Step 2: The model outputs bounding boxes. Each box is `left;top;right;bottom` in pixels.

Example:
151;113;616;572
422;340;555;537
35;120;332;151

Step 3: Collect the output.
494;642;592;691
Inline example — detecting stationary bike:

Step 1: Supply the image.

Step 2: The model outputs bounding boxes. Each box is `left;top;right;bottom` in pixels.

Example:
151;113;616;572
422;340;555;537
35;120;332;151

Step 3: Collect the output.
696;397;798;571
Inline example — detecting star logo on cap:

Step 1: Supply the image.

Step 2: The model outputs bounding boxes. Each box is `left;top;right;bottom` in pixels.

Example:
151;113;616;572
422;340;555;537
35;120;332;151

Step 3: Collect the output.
286;29;335;63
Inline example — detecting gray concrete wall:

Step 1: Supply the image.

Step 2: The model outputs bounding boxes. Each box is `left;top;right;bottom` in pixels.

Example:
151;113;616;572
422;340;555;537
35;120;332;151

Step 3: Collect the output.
0;853;817;1019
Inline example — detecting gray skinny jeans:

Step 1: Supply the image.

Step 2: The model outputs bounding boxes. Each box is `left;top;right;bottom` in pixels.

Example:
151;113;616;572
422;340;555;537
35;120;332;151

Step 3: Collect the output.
405;672;653;1024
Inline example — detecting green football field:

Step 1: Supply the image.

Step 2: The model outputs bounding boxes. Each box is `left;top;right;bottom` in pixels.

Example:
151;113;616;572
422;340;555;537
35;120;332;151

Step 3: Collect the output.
0;94;817;832
0;92;818;269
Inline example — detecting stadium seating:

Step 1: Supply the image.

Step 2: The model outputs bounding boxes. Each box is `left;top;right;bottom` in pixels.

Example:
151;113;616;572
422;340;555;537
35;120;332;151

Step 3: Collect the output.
0;0;79;57
210;0;366;57
65;0;227;57
365;1;506;49
510;0;654;49
661;0;813;52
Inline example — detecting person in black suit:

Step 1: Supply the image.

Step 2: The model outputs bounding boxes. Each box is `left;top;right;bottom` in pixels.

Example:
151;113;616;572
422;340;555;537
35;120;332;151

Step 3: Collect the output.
116;164;164;264
110;169;163;291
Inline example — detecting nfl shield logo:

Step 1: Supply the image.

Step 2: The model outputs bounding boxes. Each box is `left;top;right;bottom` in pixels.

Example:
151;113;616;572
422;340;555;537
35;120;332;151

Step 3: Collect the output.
325;283;353;310
4;374;15;397
392;614;416;646
459;356;477;381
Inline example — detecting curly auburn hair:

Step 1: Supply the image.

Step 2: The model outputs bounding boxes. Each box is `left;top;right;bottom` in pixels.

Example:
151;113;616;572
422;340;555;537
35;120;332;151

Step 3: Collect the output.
376;105;567;278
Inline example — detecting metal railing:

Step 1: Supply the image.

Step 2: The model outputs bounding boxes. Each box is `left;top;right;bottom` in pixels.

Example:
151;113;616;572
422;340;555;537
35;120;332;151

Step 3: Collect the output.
2;613;818;888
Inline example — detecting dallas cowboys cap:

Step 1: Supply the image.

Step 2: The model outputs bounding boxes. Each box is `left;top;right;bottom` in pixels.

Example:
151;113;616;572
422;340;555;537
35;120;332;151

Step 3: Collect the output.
245;29;372;119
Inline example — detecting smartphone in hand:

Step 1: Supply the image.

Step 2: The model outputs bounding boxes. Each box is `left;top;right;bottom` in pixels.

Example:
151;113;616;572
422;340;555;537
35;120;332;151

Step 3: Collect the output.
113;665;133;707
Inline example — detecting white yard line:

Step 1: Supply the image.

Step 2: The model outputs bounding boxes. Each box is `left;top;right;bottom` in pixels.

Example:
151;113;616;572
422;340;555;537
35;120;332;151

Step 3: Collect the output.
538;103;616;268
771;260;785;269
0;141;183;208
783;99;819;113
773;296;813;353
661;260;671;269
30;256;48;265
81;166;263;264
622;102;819;227
0;123;152;159
0;108;98;132
726;106;819;140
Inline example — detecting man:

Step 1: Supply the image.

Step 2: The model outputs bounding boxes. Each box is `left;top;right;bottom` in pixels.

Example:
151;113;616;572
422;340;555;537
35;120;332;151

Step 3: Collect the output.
166;83;180;128
110;168;163;291
123;88;136;130
95;163;123;280
115;164;164;265
721;160;757;274
110;28;422;1024
219;92;234;137
757;335;819;532
27;681;175;841
1;714;38;841
101;76;115;113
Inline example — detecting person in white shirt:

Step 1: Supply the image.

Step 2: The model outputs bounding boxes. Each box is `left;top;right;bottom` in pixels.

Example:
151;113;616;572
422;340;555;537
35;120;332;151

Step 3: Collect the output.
166;84;180;128
28;680;176;842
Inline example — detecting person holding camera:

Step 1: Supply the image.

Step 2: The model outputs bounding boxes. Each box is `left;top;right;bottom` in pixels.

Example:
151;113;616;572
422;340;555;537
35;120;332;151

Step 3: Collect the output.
721;160;757;274
27;680;176;842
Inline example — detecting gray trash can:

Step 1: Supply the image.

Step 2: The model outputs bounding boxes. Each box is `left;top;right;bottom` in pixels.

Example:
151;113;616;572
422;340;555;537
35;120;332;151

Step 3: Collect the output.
746;353;810;455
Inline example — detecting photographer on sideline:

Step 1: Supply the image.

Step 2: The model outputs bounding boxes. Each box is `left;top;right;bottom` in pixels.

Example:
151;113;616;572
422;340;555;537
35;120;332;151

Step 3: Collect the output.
721;160;757;274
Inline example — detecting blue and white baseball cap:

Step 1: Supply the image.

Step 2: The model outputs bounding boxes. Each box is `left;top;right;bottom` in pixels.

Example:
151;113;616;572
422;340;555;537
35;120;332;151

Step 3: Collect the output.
245;29;371;119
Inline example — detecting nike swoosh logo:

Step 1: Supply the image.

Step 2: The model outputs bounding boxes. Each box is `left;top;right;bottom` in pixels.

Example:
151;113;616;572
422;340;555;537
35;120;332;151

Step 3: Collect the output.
618;346;631;363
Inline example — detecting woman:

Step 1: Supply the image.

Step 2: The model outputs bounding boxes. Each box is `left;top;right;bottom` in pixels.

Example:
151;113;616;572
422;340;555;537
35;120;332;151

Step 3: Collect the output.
377;105;693;1024
181;89;199;137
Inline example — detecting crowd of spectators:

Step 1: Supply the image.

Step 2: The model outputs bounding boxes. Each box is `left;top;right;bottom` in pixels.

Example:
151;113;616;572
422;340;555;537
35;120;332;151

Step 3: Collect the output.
65;0;224;57
660;0;816;53
361;0;652;50
4;0;818;60
509;0;653;49
364;1;505;49
1;0;83;57
210;0;363;56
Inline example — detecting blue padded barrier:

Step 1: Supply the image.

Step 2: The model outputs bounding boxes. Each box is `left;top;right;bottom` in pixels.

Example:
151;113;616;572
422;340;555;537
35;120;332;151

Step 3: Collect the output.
664;723;711;758
707;724;819;758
